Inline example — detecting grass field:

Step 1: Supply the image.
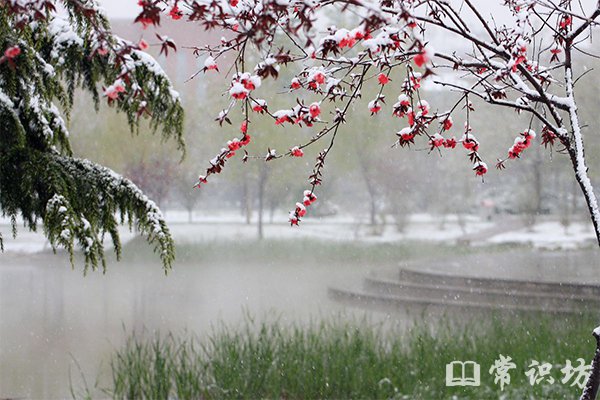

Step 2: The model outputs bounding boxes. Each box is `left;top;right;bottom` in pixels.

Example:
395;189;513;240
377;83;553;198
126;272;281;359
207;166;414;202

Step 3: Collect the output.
92;313;596;400
66;239;595;399
121;236;518;266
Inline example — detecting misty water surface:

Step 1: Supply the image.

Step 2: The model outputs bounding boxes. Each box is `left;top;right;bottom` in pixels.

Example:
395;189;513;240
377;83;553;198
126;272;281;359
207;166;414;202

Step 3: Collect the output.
0;246;599;398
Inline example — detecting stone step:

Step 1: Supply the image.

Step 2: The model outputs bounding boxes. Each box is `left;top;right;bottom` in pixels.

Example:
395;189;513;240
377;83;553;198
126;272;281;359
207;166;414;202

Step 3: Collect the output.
363;276;600;310
397;268;600;297
328;287;585;315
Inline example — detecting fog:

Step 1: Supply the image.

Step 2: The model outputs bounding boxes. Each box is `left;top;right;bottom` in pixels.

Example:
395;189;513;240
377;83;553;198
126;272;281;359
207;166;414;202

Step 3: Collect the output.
3;2;600;398
1;215;599;397
0;235;383;398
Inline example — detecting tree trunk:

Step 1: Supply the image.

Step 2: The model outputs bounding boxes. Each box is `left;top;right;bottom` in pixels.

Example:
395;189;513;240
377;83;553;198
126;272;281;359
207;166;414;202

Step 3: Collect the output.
533;142;543;216
564;59;600;247
564;58;600;400
358;157;379;230
369;196;376;227
269;200;276;224
242;178;252;225
257;164;268;240
579;329;600;400
567;130;600;245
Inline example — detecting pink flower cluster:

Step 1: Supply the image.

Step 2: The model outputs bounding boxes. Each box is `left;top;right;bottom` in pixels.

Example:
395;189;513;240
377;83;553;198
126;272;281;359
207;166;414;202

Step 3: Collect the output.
273;102;321;127
229;72;261;100
289;190;318;225
4;45;20;59
104;81;126;100
508;129;536;159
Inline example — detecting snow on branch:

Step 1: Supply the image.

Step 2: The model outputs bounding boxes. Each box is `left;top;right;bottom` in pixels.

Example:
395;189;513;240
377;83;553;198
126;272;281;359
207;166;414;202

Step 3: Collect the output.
136;0;600;248
51;155;176;272
0;0;184;271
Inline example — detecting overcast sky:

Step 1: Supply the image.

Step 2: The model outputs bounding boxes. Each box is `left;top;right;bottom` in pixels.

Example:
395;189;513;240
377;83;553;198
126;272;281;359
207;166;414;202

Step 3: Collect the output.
96;0;599;22
98;0;139;19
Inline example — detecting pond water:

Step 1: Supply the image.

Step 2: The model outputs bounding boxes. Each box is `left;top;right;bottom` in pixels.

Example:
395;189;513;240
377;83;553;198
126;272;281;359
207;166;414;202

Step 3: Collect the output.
0;246;598;398
0;249;381;398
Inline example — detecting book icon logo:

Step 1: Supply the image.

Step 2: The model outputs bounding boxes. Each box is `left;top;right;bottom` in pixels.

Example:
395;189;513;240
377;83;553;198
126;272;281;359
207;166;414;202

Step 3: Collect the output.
446;361;481;387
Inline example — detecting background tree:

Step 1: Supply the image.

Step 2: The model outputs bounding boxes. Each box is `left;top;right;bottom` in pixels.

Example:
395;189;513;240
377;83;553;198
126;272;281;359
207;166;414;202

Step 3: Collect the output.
124;155;178;209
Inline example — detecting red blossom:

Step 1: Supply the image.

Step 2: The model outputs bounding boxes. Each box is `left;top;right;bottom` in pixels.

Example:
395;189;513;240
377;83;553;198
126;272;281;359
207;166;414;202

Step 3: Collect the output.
204;56;218;72
194;175;208;188
443;137;457;149
462;137;479;152
309;103;321;118
407;110;415;126
559;15;572;29
291;147;304;157
418;100;429;115
275;115;291;125
430;134;444;148
442;117;453;131
313;72;325;84
295;203;307;217
4;45;20;59
171;0;582;235
231;92;247;100
410;75;421;89
169;4;183;20
413;51;428;67
104;82;126;100
290;78;301;90
369;104;381;114
228;139;241;151
138;39;149;50
240;135;251;146
473;162;488;176
339;36;356;49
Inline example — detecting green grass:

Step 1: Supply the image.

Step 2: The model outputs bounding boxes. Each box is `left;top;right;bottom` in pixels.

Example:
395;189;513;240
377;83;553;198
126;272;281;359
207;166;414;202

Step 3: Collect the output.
121;236;521;266
104;314;597;399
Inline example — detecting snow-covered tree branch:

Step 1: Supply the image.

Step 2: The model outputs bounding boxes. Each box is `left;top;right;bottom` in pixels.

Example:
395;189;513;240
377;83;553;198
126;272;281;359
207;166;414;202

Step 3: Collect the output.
133;0;600;248
0;0;184;271
132;0;600;394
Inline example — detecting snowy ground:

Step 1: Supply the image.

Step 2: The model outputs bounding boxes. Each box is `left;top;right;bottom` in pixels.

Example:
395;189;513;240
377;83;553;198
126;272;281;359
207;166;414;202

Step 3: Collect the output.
0;211;596;253
486;221;597;249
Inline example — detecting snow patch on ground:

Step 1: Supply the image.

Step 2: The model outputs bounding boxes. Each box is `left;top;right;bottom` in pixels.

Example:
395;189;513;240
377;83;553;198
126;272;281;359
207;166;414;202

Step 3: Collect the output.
0;212;595;253
487;221;596;249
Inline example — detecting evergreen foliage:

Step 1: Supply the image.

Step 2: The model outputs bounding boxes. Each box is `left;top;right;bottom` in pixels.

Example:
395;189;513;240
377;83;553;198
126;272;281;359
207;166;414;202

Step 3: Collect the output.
0;0;185;272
